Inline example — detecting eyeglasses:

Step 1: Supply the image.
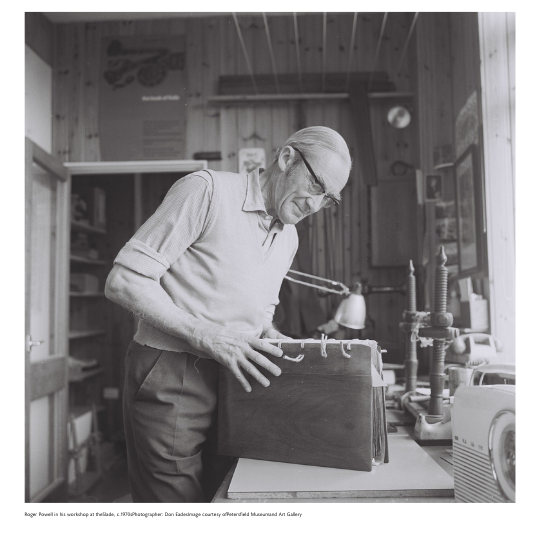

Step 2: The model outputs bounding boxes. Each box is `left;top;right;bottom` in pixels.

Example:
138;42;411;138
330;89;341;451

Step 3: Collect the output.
291;146;340;208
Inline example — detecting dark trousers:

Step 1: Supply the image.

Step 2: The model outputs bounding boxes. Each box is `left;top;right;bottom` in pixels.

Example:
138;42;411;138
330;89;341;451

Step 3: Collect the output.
122;341;231;502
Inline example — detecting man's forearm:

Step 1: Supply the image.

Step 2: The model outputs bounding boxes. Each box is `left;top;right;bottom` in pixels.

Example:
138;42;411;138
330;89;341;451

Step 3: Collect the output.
105;265;213;352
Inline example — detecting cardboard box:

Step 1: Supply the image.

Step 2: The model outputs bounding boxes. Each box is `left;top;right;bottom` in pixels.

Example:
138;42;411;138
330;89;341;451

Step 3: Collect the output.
67;410;93;485
459;298;489;331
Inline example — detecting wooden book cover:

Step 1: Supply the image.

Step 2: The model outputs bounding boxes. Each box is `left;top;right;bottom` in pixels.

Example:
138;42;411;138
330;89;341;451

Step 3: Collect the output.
218;339;388;472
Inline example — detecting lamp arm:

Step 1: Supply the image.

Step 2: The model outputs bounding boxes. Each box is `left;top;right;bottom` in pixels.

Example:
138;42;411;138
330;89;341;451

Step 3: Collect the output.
365;284;407;295
284;270;350;295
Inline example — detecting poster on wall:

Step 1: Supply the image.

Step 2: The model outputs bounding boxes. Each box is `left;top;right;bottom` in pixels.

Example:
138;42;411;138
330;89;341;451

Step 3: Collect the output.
100;35;186;161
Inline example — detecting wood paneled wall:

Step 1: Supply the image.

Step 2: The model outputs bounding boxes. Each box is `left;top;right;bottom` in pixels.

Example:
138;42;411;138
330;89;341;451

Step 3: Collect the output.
52;13;422;356
52;13;415;163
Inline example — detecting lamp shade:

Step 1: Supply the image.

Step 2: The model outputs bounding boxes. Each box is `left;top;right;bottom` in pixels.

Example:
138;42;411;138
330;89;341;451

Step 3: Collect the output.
334;283;366;330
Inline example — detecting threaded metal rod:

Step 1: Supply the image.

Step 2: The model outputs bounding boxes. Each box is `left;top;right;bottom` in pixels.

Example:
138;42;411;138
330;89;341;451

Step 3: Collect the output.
405;260;418;392
429;340;446;415
405;338;418;392
429;246;449;416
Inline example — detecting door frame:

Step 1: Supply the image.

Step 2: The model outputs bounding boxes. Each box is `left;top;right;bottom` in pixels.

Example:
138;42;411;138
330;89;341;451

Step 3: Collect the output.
25;138;70;502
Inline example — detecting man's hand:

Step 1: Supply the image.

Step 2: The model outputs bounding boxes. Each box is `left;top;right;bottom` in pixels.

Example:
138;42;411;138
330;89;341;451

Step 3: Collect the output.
261;326;293;340
198;328;284;393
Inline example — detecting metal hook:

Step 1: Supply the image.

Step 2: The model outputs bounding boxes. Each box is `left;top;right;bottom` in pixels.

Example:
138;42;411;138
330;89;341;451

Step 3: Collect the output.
320;334;328;358
283;354;304;362
340;341;351;358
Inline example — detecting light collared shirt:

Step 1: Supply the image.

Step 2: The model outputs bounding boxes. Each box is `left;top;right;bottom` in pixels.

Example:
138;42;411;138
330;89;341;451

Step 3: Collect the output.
114;169;298;356
242;168;285;253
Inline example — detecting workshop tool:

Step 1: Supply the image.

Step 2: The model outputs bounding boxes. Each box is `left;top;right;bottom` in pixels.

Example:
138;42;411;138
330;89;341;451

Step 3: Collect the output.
398;389;451;420
399;260;422;392
418;246;460;416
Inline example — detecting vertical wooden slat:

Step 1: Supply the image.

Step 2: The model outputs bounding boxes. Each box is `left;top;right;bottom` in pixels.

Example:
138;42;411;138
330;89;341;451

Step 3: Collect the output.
220;105;239;173
203;17;221;167
220;16;237;76
25;139;34;502
70;24;85;161
211;16;223;171
57;169;70;487
237;105;257;167
84;22;100;161
506;12;515;166
269;15;289;76
383;12;411;91
185;18;205;161
339;102;353;290
53;24;70;161
478;12;515;364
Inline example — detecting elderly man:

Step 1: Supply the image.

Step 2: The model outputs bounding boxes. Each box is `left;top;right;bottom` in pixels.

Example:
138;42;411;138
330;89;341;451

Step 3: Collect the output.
105;126;352;502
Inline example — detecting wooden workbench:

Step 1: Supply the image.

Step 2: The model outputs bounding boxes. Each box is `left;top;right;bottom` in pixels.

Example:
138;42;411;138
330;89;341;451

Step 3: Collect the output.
212;423;455;504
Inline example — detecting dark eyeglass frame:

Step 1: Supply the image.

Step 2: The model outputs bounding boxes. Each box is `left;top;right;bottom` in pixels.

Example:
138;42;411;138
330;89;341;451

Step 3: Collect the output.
291;146;340;207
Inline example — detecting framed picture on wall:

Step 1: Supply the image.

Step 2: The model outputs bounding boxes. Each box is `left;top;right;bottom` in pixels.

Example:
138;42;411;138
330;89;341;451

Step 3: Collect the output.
454;145;484;275
425;174;443;202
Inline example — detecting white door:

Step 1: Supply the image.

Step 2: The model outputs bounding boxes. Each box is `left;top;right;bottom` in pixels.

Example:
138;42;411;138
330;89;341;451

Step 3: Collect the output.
25;138;70;502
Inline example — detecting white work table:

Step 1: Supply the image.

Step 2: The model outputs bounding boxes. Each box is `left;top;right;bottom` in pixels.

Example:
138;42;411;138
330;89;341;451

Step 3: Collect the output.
212;422;455;504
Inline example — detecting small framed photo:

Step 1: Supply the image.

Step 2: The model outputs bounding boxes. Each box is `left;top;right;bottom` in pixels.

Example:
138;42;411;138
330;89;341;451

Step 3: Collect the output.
238;147;266;175
425;174;442;202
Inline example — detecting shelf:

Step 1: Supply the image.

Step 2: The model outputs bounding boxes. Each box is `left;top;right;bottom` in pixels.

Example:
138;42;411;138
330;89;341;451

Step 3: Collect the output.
208;91;414;104
433;162;454;171
70;292;106;298
69;366;104;382
69;329;106;340
70;404;106;418
70;255;107;265
71;221;107;235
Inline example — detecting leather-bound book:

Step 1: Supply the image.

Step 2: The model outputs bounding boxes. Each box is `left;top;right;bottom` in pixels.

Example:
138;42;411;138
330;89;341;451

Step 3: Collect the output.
218;339;389;472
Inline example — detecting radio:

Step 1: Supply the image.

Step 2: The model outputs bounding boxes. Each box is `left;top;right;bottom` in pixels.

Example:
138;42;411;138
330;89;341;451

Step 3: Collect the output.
452;385;515;502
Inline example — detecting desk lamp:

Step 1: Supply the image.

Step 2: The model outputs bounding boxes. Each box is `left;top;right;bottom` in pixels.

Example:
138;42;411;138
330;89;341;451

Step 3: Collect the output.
284;270;364;329
284;270;406;331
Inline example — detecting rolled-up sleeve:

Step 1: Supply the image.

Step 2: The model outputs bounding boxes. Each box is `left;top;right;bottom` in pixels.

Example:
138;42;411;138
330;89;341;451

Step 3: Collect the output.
114;172;213;281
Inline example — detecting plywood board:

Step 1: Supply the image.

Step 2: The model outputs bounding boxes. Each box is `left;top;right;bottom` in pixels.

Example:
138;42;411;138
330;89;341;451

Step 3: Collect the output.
227;432;453;499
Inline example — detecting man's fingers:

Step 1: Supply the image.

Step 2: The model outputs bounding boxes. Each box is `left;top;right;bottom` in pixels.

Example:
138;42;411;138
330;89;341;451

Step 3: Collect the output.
238;357;271;387
229;364;252;393
249;338;283;358
246;350;282;378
